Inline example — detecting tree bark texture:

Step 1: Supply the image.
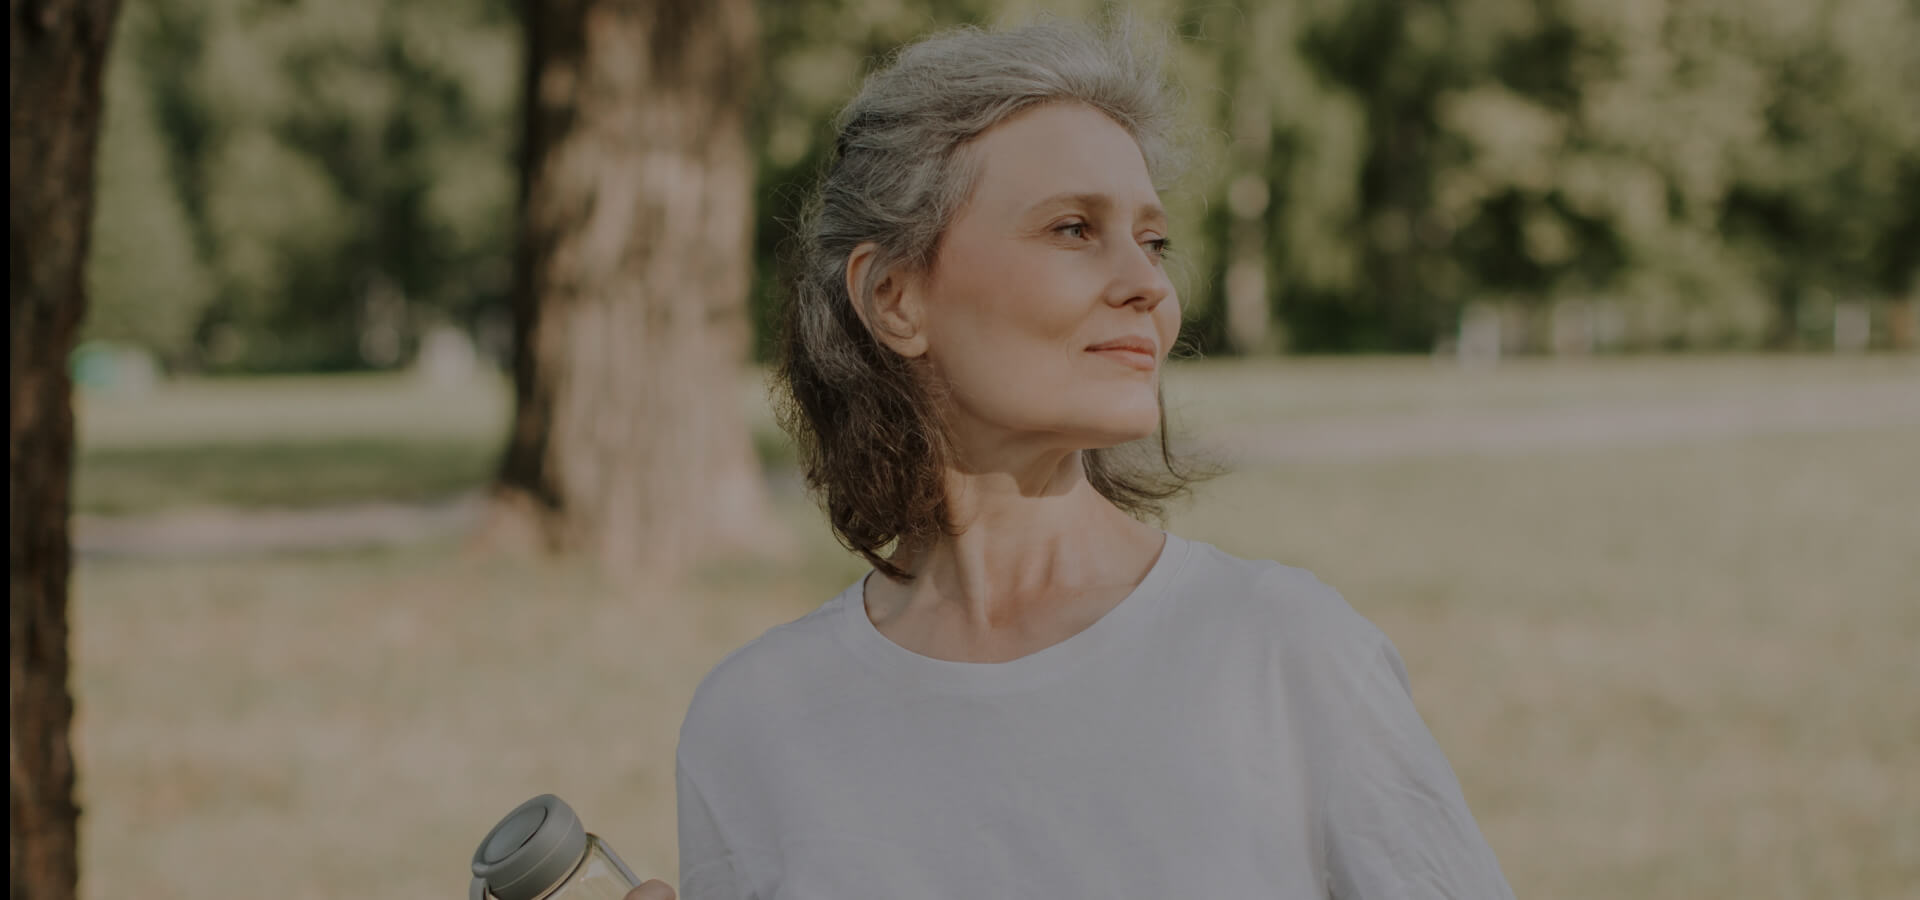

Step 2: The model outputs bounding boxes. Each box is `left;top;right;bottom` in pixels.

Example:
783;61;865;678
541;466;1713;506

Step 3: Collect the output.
491;0;777;576
10;1;122;898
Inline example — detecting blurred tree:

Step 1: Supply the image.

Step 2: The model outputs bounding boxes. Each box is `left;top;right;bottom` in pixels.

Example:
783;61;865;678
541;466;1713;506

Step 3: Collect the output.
1181;0;1919;353
78;0;1920;364
1216;4;1279;355
1304;0;1466;351
1716;0;1920;348
92;0;520;371
86;11;212;367
1183;0;1466;353
484;0;781;575
11;3;123;899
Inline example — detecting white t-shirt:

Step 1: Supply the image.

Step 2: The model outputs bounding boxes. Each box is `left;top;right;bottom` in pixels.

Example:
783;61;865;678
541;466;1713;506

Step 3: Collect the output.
673;532;1514;898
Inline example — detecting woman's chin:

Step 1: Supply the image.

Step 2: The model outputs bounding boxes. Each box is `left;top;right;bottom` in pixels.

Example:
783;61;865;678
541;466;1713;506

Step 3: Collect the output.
1072;418;1161;449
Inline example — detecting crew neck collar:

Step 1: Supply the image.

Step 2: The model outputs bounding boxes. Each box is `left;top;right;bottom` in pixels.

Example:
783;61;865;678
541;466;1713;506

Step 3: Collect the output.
831;531;1192;695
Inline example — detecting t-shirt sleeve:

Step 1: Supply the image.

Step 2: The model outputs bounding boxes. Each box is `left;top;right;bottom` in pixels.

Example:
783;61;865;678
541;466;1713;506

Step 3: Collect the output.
1318;635;1515;900
676;760;749;900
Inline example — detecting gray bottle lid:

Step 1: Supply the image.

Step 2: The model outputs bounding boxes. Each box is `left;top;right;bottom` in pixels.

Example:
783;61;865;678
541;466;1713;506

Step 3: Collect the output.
471;794;588;900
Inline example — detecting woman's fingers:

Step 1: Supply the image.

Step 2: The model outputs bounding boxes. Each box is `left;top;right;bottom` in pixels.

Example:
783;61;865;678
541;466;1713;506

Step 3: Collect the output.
625;878;676;900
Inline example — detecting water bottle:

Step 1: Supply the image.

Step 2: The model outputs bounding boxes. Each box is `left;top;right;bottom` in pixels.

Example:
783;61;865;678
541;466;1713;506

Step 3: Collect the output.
471;794;643;900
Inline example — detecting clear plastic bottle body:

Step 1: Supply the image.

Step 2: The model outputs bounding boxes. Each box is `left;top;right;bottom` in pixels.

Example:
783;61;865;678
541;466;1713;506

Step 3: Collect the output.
529;834;641;900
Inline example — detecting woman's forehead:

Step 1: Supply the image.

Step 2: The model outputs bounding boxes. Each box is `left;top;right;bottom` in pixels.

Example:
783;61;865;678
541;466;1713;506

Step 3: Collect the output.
962;103;1160;216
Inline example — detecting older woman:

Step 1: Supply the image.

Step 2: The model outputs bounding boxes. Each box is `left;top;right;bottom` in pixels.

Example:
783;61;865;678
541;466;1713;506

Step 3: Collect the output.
629;20;1513;900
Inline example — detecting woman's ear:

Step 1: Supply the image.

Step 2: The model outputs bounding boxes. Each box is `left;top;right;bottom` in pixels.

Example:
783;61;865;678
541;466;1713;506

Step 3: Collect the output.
845;243;929;358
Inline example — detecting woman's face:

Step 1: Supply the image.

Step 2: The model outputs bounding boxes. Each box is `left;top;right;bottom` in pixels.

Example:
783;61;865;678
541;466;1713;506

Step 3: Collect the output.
883;102;1180;454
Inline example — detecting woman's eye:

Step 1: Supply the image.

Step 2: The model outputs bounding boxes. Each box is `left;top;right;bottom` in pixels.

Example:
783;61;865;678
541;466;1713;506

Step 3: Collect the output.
1055;221;1089;239
1144;237;1172;260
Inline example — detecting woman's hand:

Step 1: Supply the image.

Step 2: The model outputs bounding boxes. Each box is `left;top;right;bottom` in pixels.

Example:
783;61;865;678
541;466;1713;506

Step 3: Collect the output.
624;879;676;900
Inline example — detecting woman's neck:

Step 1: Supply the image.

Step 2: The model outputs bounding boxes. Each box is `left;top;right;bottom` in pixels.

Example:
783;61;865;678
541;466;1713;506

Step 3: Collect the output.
868;472;1163;653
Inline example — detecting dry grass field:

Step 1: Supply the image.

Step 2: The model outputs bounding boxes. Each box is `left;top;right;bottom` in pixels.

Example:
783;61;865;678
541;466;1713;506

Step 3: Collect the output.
69;355;1920;899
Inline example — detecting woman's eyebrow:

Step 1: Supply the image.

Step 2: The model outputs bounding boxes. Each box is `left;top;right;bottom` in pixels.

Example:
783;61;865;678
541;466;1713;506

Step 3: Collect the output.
1024;191;1168;226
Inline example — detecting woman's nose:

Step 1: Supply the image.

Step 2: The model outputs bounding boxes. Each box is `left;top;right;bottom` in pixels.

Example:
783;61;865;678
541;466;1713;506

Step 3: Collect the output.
1105;240;1171;310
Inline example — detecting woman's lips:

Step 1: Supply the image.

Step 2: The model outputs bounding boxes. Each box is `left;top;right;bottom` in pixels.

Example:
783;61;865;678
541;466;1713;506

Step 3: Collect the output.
1088;347;1157;371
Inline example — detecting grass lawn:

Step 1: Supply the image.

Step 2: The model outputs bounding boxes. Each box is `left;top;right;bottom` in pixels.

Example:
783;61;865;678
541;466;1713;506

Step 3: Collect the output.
75;353;1917;515
68;356;1920;899
74;372;510;515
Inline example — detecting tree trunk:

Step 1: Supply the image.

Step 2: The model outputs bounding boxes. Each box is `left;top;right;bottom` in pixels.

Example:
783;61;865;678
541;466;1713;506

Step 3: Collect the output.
10;2;123;898
487;0;780;577
1887;295;1916;351
1222;12;1275;357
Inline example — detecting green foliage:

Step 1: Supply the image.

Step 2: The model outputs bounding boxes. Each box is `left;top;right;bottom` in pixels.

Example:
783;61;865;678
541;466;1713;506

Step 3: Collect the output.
89;31;215;364
1179;0;1919;351
90;0;519;372
87;0;1920;369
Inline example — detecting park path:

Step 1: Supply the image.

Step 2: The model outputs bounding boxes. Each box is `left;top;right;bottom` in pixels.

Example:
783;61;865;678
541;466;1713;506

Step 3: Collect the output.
1196;379;1920;463
74;378;1920;559
74;493;487;560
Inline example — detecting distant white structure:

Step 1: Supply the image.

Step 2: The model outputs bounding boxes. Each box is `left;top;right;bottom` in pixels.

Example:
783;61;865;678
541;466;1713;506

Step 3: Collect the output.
1457;302;1503;369
414;324;481;386
1834;300;1870;353
71;341;159;396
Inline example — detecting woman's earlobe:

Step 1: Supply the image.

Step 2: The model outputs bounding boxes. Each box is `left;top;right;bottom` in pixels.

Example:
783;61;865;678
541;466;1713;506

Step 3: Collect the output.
885;326;930;359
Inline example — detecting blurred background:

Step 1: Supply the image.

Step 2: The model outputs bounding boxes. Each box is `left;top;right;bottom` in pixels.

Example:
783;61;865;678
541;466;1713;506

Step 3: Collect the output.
58;0;1917;898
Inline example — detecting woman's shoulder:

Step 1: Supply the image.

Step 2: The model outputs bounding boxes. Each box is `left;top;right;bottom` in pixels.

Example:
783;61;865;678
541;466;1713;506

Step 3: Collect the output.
1178;535;1390;659
676;581;862;743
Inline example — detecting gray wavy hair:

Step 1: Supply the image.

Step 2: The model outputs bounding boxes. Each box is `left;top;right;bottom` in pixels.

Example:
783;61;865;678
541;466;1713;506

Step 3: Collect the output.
771;19;1213;580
